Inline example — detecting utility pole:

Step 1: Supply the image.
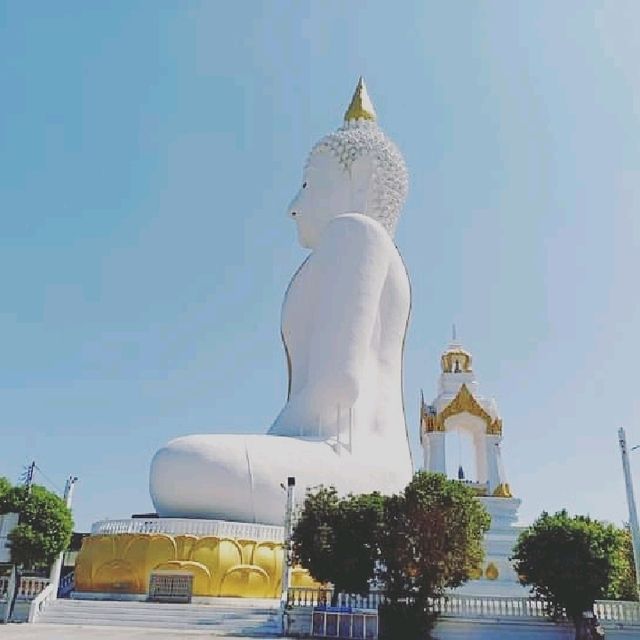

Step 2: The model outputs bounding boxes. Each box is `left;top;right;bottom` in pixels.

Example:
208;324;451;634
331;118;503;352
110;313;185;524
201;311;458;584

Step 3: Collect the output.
280;476;296;608
48;476;78;599
21;461;35;494
618;428;640;593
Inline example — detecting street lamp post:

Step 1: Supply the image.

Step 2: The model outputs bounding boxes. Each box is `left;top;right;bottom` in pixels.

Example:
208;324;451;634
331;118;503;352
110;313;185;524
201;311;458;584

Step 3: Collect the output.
48;476;78;599
280;476;296;608
618;428;640;594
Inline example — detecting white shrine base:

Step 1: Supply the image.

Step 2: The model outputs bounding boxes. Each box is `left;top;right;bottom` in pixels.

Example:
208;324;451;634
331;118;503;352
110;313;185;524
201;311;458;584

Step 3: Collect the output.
90;517;284;542
453;497;529;597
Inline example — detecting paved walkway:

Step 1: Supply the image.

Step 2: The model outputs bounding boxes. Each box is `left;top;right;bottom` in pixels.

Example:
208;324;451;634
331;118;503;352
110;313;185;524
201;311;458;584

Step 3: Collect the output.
3;624;294;639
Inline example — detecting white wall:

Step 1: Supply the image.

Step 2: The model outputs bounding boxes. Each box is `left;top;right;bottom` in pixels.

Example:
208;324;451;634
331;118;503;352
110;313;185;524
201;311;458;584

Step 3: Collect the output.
0;513;19;563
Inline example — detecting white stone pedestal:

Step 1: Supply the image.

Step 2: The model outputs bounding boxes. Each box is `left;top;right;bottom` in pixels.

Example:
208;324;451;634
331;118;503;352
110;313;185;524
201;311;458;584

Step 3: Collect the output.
454;497;530;597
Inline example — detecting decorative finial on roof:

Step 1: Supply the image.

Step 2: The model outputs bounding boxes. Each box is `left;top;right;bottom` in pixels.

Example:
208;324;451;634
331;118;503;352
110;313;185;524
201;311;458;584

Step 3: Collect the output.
344;77;377;122
441;333;473;373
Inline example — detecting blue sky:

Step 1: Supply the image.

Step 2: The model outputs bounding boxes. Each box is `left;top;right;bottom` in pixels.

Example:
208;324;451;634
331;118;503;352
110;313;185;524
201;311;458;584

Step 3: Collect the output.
1;1;640;531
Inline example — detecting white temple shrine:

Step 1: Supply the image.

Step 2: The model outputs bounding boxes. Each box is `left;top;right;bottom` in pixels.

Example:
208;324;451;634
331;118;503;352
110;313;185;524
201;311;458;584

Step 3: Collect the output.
421;339;527;596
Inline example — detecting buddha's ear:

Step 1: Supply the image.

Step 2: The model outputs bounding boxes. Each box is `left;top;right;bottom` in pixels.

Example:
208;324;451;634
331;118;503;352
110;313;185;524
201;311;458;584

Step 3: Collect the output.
348;154;376;215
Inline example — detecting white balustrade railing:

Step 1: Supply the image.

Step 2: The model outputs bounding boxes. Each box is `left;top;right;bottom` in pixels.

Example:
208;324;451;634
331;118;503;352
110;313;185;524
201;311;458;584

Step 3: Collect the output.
17;577;50;600
288;587;388;609
288;586;333;607
0;575;52;624
287;588;640;627
335;590;386;611
91;518;284;542
594;599;640;625
28;582;56;623
0;575;50;601
432;594;549;619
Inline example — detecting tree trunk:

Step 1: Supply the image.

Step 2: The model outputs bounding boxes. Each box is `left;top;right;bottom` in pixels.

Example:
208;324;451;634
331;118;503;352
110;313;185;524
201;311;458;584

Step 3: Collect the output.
574;616;586;640
573;615;605;640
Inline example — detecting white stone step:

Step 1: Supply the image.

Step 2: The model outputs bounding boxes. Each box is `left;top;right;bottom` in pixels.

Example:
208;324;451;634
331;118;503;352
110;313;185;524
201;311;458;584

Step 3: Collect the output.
46;606;279;617
36;599;283;636
64;598;279;614
71;596;281;610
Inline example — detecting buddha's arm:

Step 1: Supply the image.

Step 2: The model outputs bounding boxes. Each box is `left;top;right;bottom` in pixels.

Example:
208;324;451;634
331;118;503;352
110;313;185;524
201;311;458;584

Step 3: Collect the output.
304;213;391;410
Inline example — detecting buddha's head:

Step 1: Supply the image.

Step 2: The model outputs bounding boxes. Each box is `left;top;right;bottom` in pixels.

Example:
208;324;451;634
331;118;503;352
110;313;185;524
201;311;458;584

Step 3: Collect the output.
289;78;409;249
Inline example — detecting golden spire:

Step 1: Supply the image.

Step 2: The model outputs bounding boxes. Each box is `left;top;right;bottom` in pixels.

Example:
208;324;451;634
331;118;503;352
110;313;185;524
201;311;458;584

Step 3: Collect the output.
344;77;377;122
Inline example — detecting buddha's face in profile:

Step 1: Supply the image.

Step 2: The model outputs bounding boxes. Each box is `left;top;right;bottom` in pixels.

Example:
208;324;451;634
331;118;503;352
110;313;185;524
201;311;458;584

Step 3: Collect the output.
288;150;374;249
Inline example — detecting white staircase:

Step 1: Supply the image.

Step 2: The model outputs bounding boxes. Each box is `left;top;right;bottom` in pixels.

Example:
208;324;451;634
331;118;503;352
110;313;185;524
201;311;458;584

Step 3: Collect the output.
36;597;283;636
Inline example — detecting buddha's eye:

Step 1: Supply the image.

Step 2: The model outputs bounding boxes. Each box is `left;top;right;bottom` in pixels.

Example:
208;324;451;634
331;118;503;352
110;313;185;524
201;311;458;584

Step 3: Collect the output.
302;182;307;189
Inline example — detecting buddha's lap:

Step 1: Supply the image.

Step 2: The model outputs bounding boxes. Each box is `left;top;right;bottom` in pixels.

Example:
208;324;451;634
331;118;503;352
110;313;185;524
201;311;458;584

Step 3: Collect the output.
150;432;410;511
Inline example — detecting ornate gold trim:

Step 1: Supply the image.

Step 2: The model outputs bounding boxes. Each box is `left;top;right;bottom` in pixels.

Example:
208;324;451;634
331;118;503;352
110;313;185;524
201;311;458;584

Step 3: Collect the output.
421;409;443;434
485;562;499;580
422;384;503;436
437;384;490;428
487;417;503;436
492;483;513;498
441;348;472;373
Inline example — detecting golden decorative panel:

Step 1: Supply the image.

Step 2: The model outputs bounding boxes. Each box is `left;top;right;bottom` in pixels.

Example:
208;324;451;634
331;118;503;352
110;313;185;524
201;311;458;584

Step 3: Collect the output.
74;532;302;598
422;384;502;436
492;483;513;498
420;409;443;434
437;384;491;430
441;349;472;373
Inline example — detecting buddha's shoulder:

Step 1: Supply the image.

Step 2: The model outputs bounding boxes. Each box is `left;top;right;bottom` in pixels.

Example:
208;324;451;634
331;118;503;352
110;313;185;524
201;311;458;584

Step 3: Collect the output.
322;213;396;255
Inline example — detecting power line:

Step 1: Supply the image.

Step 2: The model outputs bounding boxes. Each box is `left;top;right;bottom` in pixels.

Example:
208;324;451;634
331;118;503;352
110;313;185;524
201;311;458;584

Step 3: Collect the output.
34;464;64;496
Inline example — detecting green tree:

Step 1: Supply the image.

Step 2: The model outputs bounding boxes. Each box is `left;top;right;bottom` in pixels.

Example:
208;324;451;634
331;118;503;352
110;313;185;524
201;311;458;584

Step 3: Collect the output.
0;483;73;570
0;477;10;497
512;510;630;638
610;526;638;601
292;487;385;606
292;474;490;639
377;472;490;638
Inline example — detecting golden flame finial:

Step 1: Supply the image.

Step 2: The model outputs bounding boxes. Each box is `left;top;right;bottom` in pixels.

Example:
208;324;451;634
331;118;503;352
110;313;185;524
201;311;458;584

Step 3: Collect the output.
344;77;377;122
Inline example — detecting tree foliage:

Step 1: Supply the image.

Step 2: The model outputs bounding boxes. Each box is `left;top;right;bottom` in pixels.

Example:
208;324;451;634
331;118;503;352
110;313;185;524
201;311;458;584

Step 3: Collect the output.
0;477;11;498
612;526;639;602
292;471;490;622
512;510;632;625
292;487;385;605
0;482;73;570
379;472;491;602
293;473;490;639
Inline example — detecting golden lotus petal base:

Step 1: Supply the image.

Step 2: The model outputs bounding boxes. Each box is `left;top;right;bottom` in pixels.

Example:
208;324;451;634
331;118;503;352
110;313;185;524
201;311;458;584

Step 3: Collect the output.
75;533;319;598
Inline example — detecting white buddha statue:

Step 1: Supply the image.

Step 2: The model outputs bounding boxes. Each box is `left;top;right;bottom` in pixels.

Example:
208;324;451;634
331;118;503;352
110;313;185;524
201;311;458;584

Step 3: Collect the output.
150;79;414;525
